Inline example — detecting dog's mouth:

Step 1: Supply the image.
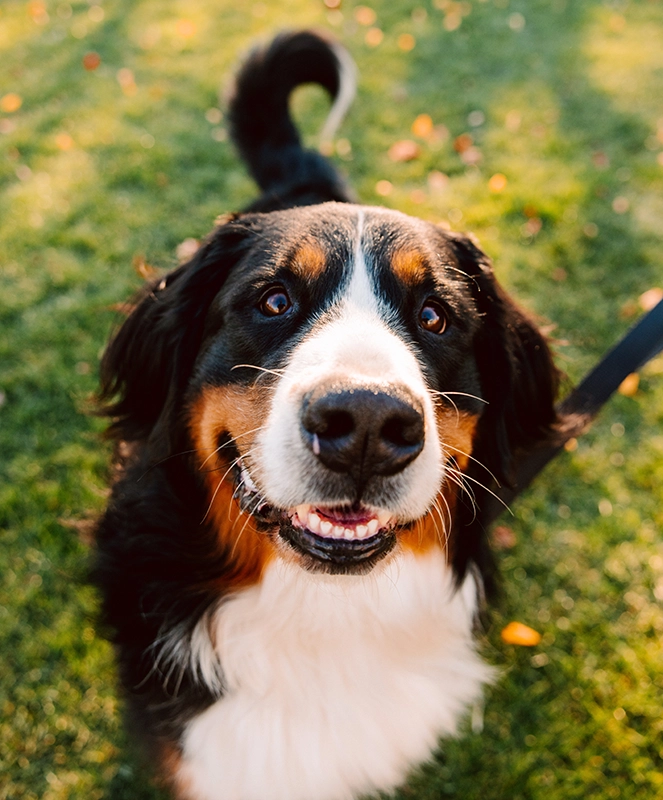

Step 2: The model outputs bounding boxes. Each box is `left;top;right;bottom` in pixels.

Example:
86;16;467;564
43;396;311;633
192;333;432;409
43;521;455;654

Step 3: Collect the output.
234;461;398;572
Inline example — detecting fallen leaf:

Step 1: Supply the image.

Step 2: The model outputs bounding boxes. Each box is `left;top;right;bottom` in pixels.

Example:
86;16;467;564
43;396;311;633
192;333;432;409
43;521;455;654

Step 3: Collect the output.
375;180;393;196
460;146;482;166
612;196;629;214
176;238;200;262
618;373;639;397
411;114;434;139
0;93;22;113
501;622;541;647
355;5;377;25
55;132;74;150
365;27;383;47
397;33;416;51
117;68;137;96
133;254;159;279
639;287;663;311
620;299;638;319
453;133;472;153
444;12;462;31
492;525;517;549
28;1;48;23
176;19;197;38
388;139;420;162
82;52;101;71
427;171;449;192
488;173;507;193
58;516;97;545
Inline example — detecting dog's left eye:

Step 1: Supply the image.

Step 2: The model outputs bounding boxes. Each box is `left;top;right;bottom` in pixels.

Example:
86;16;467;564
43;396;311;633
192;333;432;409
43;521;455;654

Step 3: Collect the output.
259;287;292;317
419;300;447;334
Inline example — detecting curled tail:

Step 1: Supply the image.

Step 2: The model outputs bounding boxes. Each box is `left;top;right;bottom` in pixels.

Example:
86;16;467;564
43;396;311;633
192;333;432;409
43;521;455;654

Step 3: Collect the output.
227;30;356;211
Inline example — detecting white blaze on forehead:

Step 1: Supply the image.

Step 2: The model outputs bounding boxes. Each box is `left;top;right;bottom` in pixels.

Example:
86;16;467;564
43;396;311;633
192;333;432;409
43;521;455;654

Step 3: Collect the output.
253;208;443;518
344;208;378;313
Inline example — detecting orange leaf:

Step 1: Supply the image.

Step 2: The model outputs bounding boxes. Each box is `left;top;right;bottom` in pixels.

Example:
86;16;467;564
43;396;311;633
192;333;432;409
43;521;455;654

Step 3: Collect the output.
453;133;473;153
411;114;434;139
618;373;639;397
398;33;416;51
355;6;377;25
488;173;507;193
0;93;22;113
501;621;541;646
82;52;101;71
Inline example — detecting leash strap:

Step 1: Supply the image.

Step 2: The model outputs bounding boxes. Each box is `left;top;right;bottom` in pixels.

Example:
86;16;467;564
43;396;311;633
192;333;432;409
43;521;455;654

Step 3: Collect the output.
485;298;663;525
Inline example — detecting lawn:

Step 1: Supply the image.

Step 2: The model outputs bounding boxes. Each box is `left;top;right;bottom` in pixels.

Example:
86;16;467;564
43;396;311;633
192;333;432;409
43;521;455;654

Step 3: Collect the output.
1;0;662;798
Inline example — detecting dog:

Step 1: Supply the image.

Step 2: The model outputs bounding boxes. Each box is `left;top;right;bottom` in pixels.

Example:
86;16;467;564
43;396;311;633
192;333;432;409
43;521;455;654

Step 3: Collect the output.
95;30;561;800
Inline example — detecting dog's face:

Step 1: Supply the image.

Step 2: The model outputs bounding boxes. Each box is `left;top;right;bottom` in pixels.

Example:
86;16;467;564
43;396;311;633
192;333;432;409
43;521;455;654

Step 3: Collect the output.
101;201;558;581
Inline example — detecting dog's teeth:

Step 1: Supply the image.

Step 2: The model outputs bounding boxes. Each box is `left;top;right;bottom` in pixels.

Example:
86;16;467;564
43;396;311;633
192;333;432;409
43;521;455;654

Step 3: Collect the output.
376;511;393;529
291;508;391;540
241;467;258;493
307;512;321;533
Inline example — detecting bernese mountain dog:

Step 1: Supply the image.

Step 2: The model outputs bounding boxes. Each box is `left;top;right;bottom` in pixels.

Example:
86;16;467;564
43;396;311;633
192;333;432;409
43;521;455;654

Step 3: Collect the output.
95;30;561;800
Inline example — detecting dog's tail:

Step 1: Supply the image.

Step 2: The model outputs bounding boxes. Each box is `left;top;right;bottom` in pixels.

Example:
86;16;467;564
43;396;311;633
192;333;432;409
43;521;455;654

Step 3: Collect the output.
227;30;356;210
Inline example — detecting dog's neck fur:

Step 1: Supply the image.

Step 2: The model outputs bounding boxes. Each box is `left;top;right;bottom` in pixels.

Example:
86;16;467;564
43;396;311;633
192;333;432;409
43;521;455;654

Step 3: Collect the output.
175;549;492;800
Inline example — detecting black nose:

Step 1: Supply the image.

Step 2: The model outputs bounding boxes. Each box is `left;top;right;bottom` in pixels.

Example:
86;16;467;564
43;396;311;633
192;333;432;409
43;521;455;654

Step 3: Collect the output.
301;384;425;483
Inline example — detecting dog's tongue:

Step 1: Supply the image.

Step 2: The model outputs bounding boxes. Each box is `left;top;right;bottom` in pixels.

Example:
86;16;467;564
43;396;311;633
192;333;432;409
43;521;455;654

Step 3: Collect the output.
315;506;374;525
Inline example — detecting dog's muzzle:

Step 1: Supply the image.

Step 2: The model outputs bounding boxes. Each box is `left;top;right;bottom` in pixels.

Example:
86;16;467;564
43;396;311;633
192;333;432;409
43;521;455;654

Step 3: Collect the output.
235;383;427;573
300;382;425;488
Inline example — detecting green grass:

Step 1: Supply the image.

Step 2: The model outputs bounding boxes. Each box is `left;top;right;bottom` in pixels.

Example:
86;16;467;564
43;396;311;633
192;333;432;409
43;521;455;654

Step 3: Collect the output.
1;0;662;798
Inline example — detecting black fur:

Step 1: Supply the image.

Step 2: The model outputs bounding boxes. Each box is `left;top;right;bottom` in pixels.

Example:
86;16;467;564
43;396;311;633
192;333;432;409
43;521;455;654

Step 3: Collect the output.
94;29;562;780
227;30;354;212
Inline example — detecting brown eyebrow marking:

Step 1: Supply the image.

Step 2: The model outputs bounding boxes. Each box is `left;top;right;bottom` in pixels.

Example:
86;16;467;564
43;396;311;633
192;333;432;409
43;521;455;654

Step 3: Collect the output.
289;242;327;279
391;248;427;284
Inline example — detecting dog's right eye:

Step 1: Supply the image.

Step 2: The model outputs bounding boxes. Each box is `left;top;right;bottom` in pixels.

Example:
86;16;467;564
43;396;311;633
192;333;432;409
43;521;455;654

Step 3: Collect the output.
259;287;292;317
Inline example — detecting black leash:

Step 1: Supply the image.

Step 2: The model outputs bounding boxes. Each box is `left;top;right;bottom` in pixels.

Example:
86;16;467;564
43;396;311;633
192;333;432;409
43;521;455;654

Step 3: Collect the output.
485;297;663;525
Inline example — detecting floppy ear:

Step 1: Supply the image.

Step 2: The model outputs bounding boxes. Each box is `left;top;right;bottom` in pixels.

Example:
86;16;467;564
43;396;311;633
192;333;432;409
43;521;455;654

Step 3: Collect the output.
99;218;258;452
443;232;562;594
447;232;561;486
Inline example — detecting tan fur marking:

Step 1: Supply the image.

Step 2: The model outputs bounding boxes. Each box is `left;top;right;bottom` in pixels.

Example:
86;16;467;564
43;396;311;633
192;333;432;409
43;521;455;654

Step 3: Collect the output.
290;242;327;279
158;743;190;799
391;248;427;284
189;385;276;587
400;408;479;557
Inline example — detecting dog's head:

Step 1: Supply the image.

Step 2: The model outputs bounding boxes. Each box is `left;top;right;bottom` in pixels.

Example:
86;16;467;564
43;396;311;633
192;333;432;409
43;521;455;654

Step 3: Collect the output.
100;202;559;580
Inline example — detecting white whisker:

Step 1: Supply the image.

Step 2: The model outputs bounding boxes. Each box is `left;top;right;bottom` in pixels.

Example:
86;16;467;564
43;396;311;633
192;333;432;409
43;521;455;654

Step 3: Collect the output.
447;464;512;516
445;445;501;488
230;364;286;379
201;457;242;523
430;389;488;405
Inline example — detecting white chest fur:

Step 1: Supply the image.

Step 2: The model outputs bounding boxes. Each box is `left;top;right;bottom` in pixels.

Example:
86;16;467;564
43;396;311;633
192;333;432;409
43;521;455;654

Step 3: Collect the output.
177;549;492;800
